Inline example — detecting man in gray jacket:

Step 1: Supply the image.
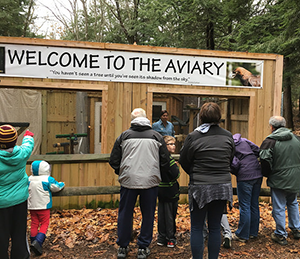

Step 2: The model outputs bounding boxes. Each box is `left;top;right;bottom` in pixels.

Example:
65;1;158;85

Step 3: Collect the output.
260;116;300;245
109;108;170;259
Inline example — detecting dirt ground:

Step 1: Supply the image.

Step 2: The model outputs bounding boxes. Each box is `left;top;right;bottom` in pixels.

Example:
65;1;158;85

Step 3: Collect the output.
28;202;300;259
30;229;300;259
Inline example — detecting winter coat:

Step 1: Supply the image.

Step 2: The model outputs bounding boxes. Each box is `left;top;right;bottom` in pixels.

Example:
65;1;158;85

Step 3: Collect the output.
109;117;170;189
179;125;235;185
28;160;65;210
231;133;262;182
260;127;300;193
0;135;34;209
158;155;180;202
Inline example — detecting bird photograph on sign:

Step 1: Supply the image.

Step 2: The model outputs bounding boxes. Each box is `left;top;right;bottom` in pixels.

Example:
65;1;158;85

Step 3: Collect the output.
227;62;263;87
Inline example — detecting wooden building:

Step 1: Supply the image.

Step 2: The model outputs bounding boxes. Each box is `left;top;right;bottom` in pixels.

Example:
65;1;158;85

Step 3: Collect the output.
0;37;283;208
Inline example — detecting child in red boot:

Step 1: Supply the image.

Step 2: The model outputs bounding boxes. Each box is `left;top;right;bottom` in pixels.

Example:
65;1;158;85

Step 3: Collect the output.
28;160;65;255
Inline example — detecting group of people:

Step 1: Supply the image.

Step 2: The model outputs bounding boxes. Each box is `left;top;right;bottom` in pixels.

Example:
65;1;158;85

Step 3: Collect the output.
110;104;300;259
2;103;300;259
0;125;65;259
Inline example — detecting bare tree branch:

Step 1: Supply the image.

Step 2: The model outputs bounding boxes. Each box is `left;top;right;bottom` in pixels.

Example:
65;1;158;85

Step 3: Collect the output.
23;0;35;37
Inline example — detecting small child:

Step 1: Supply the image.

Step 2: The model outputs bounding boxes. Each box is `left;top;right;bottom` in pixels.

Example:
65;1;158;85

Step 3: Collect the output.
0;125;34;259
157;135;180;248
28;160;65;255
203;213;232;248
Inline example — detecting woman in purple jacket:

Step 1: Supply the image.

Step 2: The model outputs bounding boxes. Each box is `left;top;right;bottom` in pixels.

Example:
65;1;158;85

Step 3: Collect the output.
231;133;262;242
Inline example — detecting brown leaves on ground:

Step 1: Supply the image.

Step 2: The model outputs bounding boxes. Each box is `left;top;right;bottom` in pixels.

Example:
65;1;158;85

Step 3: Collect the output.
28;201;300;258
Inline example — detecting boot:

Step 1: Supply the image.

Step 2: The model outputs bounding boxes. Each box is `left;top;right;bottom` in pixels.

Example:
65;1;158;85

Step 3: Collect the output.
31;240;42;256
31;233;46;256
36;232;46;245
30;236;36;244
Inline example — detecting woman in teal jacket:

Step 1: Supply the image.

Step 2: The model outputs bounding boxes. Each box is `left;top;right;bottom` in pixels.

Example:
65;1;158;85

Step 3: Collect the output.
0;125;34;259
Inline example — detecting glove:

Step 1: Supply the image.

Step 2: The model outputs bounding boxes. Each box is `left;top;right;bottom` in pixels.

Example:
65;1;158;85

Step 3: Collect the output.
24;130;34;137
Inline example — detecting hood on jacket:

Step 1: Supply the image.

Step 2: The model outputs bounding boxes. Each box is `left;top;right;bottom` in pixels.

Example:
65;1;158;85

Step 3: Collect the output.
233;133;241;144
31;160;51;176
130;117;152;131
268;127;293;142
131;117;151;127
194;123;218;133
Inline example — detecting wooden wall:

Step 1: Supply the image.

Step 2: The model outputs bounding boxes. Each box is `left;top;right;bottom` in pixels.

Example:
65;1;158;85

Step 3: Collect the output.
45;90;77;154
1;37;283;208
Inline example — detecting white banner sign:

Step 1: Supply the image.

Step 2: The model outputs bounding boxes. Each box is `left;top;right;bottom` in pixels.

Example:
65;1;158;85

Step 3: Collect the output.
0;44;263;88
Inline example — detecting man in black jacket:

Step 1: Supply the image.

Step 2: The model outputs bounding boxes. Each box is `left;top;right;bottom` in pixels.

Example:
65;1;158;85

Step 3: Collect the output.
109;108;170;259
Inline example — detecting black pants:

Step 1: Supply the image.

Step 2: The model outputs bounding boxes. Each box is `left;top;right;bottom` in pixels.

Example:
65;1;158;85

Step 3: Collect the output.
158;200;178;243
0;200;30;259
117;186;158;248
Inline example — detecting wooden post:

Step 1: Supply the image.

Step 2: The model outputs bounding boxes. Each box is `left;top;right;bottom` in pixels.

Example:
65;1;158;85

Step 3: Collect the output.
70;133;74;154
188;107;200;133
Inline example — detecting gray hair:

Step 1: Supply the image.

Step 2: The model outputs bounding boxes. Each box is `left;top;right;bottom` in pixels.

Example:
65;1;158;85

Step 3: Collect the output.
269;116;286;129
131;108;146;120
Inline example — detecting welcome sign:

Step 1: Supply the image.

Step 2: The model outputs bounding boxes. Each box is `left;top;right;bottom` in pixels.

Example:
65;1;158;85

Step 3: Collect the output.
0;44;263;88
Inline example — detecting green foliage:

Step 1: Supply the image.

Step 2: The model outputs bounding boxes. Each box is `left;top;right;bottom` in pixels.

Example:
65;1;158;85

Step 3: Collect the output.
231;0;300;108
97;199;119;209
0;0;37;37
85;199;97;209
59;0;258;50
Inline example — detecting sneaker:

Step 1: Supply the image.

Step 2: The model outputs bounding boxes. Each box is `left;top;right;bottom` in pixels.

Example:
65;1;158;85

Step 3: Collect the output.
167;241;175;248
249;235;257;239
157;240;166;246
232;233;247;243
137;247;150;259
292;229;300;240
223;237;231;248
271;233;287;245
117;247;129;259
30;240;43;256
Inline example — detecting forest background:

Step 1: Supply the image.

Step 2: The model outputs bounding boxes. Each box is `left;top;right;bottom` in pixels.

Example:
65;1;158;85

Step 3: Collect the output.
1;0;300;128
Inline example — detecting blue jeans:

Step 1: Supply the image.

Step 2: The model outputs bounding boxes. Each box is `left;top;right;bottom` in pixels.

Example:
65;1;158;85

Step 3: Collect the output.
271;188;300;237
235;178;262;240
190;199;226;259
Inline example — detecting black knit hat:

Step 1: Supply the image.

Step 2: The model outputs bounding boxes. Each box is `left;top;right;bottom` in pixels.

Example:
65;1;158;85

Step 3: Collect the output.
0;124;18;149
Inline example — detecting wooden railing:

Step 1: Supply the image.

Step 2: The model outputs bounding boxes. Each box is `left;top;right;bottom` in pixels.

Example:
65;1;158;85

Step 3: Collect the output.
27;153;271;198
51;185;271;197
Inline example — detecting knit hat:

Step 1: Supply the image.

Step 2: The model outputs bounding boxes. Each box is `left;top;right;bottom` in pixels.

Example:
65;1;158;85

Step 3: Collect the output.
0;124;18;149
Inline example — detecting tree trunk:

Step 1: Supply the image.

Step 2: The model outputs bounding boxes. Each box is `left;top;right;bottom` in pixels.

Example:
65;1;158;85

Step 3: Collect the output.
206;21;215;50
298;95;300;117
283;75;294;130
282;58;293;129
